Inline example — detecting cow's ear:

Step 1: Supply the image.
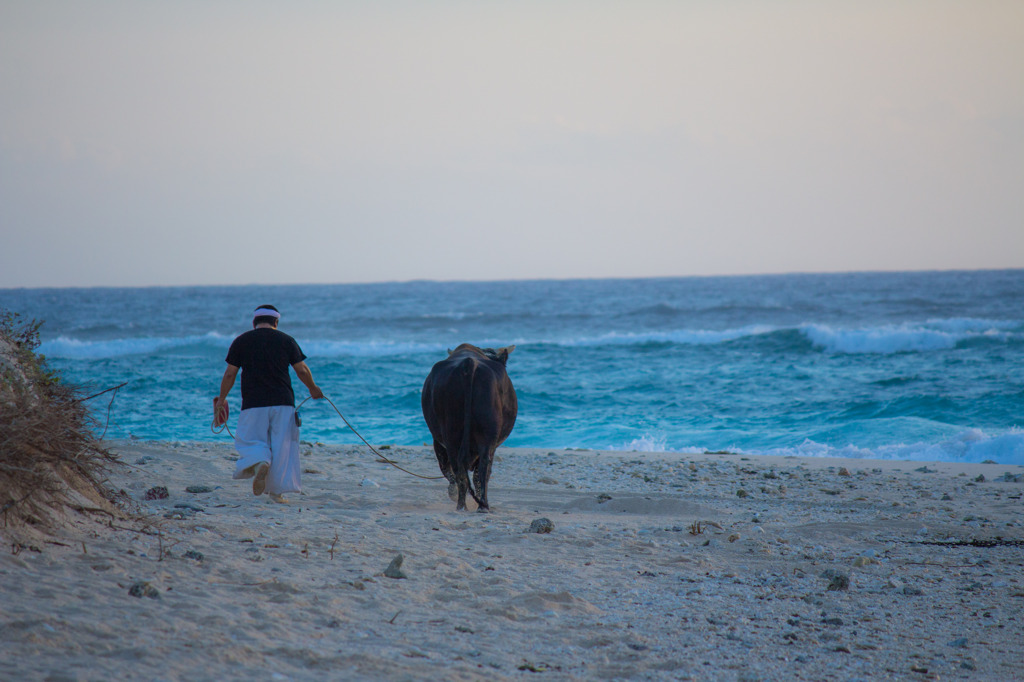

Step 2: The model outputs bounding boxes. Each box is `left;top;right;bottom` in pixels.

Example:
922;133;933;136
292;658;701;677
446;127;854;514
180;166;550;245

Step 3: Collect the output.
446;348;453;357
496;345;515;364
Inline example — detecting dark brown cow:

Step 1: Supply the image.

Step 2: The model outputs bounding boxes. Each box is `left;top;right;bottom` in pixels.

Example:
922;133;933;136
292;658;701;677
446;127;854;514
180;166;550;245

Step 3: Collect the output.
421;343;517;511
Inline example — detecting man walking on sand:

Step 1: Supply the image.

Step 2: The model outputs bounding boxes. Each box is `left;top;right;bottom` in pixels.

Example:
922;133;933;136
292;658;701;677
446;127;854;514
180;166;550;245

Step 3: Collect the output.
215;305;323;503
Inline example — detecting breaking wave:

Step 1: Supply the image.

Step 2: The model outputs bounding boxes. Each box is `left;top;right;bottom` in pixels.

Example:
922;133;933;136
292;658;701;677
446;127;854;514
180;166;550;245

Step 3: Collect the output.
618;429;1024;466
755;429;1024;466
39;333;231;359
801;318;1020;354
549;325;778;348
38;317;1020;359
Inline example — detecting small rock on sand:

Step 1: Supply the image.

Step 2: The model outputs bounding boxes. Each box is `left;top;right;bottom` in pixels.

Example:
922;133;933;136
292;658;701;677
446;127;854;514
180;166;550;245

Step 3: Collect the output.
821;569;850;591
529;518;555;534
128;581;160;599
143;486;169;500
384;554;408;579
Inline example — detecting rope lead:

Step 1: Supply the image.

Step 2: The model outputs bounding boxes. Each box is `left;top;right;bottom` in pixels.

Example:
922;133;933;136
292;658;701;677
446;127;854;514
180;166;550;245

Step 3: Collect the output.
215;395;443;481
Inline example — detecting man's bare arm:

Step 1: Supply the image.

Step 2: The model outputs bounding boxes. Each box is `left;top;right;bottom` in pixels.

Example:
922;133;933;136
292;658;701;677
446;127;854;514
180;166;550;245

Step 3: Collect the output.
216;364;239;414
293;361;324;399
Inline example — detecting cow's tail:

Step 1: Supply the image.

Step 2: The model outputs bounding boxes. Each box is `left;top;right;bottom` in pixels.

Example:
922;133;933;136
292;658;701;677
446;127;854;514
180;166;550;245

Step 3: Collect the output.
459;361;484;508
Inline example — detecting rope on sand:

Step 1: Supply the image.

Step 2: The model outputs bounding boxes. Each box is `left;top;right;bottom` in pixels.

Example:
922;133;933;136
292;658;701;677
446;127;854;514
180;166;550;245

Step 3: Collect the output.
303;396;444;481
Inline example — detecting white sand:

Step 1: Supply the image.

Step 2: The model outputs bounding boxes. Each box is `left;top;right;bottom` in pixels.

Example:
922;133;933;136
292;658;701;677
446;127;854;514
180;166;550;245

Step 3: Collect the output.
2;440;1023;681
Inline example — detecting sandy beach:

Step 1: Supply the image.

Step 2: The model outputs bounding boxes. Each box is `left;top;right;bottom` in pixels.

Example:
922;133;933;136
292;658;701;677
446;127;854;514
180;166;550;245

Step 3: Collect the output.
2;440;1023;681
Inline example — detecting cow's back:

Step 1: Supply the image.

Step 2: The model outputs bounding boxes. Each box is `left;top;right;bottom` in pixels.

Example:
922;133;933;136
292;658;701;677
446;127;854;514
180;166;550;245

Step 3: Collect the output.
421;354;477;439
422;348;517;449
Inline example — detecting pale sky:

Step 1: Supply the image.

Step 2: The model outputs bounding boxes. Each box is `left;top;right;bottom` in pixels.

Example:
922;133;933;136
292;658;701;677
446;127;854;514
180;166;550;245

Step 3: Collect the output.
1;1;1022;288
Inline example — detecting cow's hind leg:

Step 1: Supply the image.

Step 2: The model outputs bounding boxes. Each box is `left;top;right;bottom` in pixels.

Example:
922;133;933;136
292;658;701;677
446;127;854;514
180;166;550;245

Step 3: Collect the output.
472;448;495;513
455;462;486;511
453;459;471;511
455;474;471;511
432;440;458;502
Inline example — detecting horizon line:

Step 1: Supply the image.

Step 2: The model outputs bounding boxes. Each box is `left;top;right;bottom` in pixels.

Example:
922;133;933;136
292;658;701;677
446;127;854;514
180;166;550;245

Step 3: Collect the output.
2;265;1022;292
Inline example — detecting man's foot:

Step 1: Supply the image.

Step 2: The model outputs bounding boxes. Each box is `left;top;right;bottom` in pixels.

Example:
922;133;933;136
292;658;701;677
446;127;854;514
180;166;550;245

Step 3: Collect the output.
269;493;289;504
252;463;270;496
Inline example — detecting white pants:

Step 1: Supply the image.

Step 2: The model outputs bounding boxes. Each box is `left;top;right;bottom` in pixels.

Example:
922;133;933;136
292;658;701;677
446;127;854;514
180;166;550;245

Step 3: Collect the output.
232;406;301;495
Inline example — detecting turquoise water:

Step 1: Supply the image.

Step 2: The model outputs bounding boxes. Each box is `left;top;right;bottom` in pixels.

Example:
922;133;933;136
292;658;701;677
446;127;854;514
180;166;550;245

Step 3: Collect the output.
4;270;1023;464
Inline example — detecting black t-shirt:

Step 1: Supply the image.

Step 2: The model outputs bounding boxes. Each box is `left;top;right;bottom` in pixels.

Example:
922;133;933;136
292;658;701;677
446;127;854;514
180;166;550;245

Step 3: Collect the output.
226;328;307;410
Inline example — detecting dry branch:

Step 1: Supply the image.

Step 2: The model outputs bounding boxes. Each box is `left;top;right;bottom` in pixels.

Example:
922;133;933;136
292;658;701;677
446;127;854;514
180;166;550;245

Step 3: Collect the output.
1;310;122;539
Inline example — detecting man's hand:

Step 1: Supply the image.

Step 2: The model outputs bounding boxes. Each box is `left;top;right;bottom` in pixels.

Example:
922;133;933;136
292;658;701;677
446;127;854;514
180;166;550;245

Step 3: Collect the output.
213;397;229;426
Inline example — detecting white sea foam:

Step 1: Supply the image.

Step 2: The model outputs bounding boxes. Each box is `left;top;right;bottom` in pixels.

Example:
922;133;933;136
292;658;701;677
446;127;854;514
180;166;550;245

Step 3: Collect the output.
621;434;669;452
303;340;448;358
612;429;1024;466
416;311;488;321
39;332;230;359
558;325;777;348
755;429;1024;466
925;317;1018;333
801;318;1018;354
537;318;1017;353
38;334;448;360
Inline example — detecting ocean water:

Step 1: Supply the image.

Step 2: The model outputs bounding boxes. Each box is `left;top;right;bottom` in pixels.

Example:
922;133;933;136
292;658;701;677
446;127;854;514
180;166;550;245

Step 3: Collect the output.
3;270;1023;465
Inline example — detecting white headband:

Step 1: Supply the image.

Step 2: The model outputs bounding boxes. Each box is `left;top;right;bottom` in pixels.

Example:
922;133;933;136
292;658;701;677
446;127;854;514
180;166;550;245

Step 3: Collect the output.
253;308;281;320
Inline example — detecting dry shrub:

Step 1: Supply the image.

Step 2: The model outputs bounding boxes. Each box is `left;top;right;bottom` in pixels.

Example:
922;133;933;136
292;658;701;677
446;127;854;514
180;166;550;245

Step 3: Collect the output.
1;310;121;538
